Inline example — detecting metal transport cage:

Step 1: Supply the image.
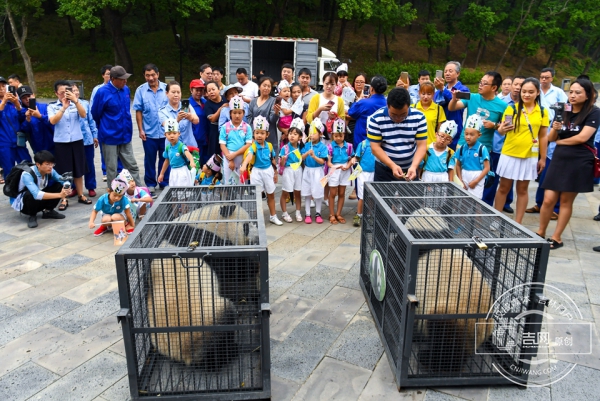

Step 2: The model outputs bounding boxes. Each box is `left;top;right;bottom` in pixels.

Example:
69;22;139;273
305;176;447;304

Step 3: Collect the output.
115;186;271;400
359;182;550;388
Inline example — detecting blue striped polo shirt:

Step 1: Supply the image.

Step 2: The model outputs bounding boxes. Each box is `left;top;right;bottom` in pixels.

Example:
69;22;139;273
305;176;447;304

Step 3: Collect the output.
366;106;427;170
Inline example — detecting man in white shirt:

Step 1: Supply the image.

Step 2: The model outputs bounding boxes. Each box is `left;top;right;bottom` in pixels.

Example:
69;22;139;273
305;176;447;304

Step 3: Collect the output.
236;68;259;103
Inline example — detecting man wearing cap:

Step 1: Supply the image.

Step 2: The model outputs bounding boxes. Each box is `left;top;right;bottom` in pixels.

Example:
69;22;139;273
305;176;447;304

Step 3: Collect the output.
91;65;142;187
189;79;210;164
0;76;30;180
18;85;55;155
133;63;168;197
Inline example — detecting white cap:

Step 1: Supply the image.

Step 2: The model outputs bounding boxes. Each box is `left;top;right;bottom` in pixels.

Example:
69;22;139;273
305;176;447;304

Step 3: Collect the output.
438;120;458;138
336;63;348;73
465;114;483;131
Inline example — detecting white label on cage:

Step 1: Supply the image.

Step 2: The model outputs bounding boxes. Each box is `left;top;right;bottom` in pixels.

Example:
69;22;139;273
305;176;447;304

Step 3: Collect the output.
369;250;386;302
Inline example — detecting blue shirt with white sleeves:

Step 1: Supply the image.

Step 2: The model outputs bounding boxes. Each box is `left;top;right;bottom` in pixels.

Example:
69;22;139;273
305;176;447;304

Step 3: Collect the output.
248;141;276;169
94;192;131;215
47;100;83;143
133;82;168;139
163;140;189;169
456;141;489;171
12;165;65;203
78;99;98;146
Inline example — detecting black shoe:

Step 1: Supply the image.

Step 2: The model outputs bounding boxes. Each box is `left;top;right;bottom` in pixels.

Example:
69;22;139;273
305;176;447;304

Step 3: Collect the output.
594;246;600;252
594;213;600;221
503;206;514;214
28;215;38;228
42;209;66;219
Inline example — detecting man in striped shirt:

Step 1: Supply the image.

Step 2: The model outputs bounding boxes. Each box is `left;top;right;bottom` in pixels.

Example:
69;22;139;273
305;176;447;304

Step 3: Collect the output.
367;87;428;181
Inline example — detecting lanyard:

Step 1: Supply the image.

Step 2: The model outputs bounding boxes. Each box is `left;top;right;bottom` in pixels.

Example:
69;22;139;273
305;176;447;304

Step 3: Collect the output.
522;108;537;144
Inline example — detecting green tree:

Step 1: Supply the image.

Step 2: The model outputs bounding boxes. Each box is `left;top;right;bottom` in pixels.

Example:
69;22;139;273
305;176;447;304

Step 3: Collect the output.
458;3;502;68
371;0;416;61
418;24;452;64
337;0;373;57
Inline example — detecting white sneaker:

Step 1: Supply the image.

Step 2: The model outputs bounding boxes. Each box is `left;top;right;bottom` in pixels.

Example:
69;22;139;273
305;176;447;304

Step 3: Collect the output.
281;212;293;223
310;199;315;208
323;199;329;207
295;211;303;222
270;215;283;226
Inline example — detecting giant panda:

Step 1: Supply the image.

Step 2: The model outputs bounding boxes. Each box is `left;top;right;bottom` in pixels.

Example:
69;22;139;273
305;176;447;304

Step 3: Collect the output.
403;208;494;373
147;255;239;369
161;203;262;304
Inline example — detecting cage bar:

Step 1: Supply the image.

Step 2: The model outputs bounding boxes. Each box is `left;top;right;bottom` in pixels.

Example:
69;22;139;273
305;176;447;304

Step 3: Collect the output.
116;186;271;400
359;182;550;388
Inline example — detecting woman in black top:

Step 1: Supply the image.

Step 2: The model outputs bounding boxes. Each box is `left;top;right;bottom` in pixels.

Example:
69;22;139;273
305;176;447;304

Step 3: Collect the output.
536;79;600;249
203;81;226;158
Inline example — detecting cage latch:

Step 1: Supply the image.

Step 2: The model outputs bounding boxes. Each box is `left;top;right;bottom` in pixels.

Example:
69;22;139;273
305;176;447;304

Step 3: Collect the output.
472;236;488;250
187;241;199;252
261;303;271;315
407;294;419;308
117;308;130;324
534;293;550;307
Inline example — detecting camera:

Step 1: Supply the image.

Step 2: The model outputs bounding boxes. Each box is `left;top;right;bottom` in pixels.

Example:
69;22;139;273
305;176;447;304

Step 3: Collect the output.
7;85;16;96
550;102;564;122
63;181;71;190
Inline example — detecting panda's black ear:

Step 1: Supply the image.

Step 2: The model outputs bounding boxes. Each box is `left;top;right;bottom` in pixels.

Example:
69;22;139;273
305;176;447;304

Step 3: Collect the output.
243;223;249;237
220;204;237;218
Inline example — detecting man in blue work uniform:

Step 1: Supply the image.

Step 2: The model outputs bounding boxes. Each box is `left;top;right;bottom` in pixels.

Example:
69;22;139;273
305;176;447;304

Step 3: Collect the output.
0;76;30;178
18;85;55;155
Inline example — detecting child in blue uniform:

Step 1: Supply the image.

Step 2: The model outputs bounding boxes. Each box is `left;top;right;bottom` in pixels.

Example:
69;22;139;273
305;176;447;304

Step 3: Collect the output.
220;95;252;185
353;138;376;227
301;119;329;224
196;153;223;201
455;115;491;199
158;118;196;187
327;118;354;224
89;178;134;236
117;169;153;219
240;116;282;225
421;120;457;183
279;118;305;223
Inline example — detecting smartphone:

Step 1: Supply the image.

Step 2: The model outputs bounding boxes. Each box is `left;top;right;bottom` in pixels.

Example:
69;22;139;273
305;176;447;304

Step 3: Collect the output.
275;96;282;106
63;182;71;190
181;99;190;112
65;86;73;93
327;100;335;106
455;91;471;100
436;70;443;79
504;115;513;125
7;85;16;95
561;78;571;92
28;98;36;110
401;71;409;85
363;84;371;96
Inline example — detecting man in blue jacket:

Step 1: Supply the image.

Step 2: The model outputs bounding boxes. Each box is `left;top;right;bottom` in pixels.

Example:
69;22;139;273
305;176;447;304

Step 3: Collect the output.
348;75;388;148
91;66;141;187
434;61;470;150
189;79;210;165
0;76;31;178
18;85;55;155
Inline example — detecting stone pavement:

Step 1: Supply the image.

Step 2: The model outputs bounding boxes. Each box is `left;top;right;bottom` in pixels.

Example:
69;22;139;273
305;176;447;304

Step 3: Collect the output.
1;121;600;400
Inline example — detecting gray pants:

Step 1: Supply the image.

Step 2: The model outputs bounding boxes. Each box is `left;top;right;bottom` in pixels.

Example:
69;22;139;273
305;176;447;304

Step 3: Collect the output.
103;142;142;187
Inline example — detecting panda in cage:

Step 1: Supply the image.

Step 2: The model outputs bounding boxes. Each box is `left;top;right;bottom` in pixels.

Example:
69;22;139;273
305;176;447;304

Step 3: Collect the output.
147;256;240;370
403;208;495;373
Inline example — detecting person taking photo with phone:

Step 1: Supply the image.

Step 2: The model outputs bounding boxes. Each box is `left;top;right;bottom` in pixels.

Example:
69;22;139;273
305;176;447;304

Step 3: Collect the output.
18;85;55;156
158;80;200;150
0;76;30;182
433;61;470;149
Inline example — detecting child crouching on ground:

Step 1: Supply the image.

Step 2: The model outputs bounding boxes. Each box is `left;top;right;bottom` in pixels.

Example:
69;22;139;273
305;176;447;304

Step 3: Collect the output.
279;118;305;222
89;178;134;236
352;138;375;227
301;119;328;224
240;116;282;225
196;154;223;201
327;118;354;224
158;118;197;187
220;95;252;185
455;115;490;199
420;120;457;183
118;169;153;220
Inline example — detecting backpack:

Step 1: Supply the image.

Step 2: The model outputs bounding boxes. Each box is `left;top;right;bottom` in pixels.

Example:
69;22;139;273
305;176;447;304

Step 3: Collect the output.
3;161;36;198
166;141;193;169
243;141;274;173
277;143;303;175
225;121;249;143
325;142;353;175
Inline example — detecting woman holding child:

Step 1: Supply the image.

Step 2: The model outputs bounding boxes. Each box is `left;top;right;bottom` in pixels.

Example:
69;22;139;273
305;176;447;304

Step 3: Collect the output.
247;77;280;153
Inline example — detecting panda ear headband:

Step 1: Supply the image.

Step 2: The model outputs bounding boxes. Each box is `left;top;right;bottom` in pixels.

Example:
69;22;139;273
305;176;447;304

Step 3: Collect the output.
111;178;128;195
465;114;483;131
290;117;305;134
253;115;269;131
438;120;458;138
310;118;325;135
229;95;244;111
206;154;222;172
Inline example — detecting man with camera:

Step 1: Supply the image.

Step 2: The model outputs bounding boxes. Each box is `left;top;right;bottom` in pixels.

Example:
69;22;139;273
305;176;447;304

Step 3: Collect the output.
0;76;31;184
48;80;92;209
525;67;568;218
133;63;168;198
18;85;55;155
91;66;142;188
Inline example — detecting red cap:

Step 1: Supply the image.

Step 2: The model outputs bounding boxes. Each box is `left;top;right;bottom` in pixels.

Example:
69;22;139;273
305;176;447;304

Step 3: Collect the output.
190;79;205;89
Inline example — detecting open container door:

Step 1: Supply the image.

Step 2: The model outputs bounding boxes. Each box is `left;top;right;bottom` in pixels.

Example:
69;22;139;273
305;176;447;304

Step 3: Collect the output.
226;36;252;85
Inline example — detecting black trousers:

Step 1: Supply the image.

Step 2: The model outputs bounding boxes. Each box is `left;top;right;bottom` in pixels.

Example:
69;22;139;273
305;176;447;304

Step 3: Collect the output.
20;182;62;216
374;161;410;182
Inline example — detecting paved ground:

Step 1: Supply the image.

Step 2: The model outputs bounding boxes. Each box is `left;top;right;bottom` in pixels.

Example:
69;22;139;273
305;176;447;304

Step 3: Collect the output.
1;117;600;400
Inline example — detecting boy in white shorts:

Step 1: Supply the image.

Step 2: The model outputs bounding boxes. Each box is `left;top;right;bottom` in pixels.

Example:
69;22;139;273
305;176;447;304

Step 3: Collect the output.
327;118;354;224
240;116;282;225
455;114;490;199
352;137;375;227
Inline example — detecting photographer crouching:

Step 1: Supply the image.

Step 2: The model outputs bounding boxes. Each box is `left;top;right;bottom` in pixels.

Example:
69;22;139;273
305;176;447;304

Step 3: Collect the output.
7;151;70;228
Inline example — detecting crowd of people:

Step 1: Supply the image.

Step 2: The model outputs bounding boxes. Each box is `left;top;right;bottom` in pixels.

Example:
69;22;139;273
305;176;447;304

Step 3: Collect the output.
1;62;599;252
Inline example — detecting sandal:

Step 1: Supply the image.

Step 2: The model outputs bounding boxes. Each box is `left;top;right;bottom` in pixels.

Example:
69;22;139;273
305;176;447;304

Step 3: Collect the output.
548;238;564;250
525;205;540;213
336;215;346;224
78;196;92;205
329;215;338;225
58;199;68;211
